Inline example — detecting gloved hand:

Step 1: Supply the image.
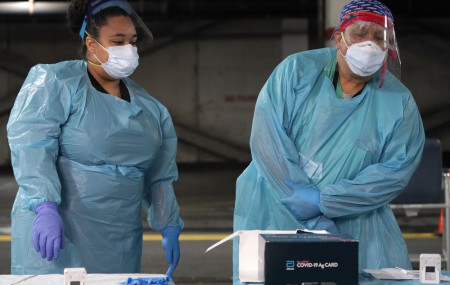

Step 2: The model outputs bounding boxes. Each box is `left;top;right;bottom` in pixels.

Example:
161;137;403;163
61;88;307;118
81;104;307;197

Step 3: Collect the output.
311;215;339;234
32;201;65;261
161;226;181;277
281;180;322;221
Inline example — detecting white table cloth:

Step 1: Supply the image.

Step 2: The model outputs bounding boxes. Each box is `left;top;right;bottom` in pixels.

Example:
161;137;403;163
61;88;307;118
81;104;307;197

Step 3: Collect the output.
0;273;174;285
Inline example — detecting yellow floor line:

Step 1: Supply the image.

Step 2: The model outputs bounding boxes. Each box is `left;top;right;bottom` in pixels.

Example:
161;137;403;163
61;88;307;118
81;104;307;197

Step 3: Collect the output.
0;233;439;242
402;233;439;239
0;235;10;242
0;234;229;242
144;234;229;241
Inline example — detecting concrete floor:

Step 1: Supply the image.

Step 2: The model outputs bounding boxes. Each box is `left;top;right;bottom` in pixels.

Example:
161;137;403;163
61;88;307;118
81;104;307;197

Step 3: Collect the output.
0;164;445;285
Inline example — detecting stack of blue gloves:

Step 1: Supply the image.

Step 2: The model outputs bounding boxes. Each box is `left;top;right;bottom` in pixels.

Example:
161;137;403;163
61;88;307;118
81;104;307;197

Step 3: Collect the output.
120;276;172;285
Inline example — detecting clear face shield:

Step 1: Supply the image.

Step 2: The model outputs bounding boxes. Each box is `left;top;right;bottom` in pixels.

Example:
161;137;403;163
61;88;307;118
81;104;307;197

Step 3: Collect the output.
79;0;153;51
340;18;401;80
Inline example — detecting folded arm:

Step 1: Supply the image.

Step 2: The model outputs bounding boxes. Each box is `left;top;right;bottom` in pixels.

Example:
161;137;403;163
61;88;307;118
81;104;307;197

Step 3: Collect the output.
320;97;425;218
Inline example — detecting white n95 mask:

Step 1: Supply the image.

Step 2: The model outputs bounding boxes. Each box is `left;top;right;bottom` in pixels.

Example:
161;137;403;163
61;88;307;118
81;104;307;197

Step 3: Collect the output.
94;44;139;79
340;33;387;77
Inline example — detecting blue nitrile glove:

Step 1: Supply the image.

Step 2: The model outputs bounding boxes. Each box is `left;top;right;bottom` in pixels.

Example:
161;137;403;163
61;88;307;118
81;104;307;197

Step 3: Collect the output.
161;226;181;277
32;201;65;261
312;215;339;234
281;180;322;221
120;276;172;285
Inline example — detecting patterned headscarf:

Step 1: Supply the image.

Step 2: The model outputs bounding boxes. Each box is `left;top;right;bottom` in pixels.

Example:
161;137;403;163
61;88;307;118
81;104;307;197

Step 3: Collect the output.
339;0;394;32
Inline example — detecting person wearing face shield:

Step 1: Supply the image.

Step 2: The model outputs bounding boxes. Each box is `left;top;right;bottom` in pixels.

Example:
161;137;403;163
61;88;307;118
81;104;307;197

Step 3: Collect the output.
233;0;425;284
7;0;183;277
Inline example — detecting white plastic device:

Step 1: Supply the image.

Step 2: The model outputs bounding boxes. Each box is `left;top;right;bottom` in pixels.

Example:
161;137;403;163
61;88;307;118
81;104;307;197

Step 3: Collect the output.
420;254;441;284
64;267;87;285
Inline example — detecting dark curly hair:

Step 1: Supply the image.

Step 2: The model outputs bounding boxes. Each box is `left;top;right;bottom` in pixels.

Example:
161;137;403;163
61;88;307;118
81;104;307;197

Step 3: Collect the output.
67;0;129;57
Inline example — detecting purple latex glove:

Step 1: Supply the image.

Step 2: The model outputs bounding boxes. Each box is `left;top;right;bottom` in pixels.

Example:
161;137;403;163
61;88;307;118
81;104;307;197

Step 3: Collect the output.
161;226;181;277
33;201;65;261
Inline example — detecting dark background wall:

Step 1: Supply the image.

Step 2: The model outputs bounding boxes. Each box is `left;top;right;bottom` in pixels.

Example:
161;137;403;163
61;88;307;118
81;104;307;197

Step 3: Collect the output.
0;0;448;167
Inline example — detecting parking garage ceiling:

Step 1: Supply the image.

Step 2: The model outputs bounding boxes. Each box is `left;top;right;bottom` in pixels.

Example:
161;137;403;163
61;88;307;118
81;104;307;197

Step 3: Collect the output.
0;0;448;22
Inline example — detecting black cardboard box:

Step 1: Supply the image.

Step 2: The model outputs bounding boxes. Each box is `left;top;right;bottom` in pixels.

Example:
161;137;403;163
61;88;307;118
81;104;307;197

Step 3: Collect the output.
262;233;359;285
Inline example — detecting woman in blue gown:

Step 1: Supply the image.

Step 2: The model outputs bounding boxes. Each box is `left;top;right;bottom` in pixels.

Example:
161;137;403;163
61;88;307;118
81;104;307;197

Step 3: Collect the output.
7;0;183;276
